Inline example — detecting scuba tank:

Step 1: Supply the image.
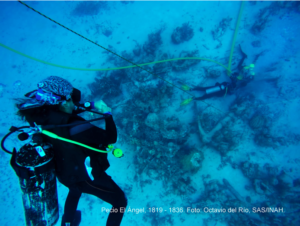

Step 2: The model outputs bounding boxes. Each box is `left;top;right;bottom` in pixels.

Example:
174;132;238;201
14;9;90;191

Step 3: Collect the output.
1;106;123;226
205;84;226;95
4;127;59;226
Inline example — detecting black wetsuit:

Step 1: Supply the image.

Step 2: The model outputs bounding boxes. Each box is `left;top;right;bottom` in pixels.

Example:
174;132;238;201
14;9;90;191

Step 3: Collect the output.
26;108;127;226
62;113;127;226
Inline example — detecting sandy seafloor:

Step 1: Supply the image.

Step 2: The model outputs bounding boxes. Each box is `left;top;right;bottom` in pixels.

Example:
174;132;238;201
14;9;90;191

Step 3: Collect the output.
1;1;300;226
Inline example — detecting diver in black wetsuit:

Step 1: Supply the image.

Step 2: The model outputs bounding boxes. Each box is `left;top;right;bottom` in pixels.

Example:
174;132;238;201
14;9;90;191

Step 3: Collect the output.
16;76;127;226
190;45;254;100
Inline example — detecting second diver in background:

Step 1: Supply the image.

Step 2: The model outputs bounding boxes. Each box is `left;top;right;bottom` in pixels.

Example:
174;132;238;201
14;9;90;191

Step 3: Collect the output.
183;45;255;102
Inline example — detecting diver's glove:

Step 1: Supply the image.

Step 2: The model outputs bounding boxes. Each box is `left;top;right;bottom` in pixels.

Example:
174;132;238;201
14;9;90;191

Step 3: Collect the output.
84;156;94;181
94;100;112;114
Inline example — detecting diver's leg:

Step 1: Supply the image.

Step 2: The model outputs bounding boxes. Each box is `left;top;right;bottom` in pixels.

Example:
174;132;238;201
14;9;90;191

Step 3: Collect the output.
77;173;127;226
62;186;82;225
104;178;128;226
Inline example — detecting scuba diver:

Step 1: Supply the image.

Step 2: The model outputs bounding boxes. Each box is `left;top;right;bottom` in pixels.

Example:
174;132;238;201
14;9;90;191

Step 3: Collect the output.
182;45;255;101
15;76;127;226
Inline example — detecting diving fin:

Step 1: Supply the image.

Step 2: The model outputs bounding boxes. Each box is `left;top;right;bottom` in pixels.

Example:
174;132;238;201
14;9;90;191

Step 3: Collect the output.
180;98;193;106
181;84;191;91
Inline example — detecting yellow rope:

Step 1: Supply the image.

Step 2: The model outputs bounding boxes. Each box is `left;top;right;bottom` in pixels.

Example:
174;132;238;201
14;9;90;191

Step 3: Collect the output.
227;1;245;76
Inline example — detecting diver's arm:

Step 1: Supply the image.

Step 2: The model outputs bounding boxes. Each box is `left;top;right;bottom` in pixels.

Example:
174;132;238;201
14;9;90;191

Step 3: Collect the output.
104;115;117;144
71;100;117;145
93;100;116;143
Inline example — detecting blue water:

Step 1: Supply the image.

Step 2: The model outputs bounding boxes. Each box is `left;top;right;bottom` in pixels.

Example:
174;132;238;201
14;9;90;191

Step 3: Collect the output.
1;1;300;226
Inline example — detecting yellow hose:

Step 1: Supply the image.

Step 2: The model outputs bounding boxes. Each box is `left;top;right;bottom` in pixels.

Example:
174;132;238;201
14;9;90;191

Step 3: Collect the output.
42;130;111;153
